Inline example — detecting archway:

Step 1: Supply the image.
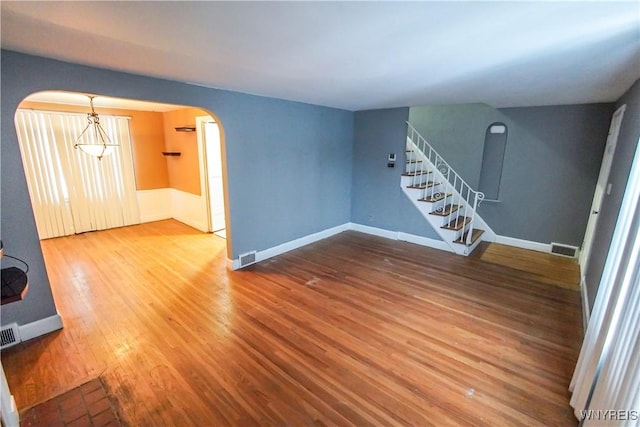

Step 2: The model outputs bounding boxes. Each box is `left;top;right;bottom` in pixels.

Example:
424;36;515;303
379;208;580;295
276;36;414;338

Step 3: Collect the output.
15;90;231;253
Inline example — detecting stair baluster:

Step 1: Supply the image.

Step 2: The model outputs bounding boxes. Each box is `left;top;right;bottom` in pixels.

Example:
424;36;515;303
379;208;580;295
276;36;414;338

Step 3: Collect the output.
404;122;493;255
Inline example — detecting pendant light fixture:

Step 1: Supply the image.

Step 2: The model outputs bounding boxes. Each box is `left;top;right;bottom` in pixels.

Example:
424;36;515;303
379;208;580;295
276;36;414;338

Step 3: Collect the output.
74;95;118;160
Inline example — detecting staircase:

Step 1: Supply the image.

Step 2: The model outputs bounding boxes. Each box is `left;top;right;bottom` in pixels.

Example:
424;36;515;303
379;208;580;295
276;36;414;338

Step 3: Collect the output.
402;122;495;255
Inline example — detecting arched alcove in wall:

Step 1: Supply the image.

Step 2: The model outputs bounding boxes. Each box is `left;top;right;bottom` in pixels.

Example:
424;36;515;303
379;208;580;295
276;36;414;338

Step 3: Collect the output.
14;90;231;253
478;122;508;201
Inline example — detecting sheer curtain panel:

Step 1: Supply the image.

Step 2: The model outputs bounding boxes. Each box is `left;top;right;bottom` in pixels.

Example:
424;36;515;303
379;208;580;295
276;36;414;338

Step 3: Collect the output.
15;109;140;239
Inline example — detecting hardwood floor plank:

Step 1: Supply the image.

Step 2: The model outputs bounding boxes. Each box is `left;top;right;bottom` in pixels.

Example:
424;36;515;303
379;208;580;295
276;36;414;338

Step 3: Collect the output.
2;221;581;426
251;257;572;424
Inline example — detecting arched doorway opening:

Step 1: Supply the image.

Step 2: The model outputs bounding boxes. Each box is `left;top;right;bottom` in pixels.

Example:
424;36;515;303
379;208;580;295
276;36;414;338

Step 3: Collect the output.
14;90;230;252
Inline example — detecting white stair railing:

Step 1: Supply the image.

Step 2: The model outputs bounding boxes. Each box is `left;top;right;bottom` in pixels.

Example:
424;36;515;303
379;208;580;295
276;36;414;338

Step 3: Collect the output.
406;122;485;246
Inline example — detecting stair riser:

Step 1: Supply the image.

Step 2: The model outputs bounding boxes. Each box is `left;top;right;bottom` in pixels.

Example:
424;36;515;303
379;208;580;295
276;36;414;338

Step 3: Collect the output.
431;199;451;213
436;216;465;228
431;199;456;213
406;152;419;162
402;185;471;254
405;162;426;174
443;226;468;240
431;201;470;219
420;193;452;204
430;204;462;220
418;183;445;198
406;173;432;186
402;177;449;205
464;232;485;253
443;223;478;245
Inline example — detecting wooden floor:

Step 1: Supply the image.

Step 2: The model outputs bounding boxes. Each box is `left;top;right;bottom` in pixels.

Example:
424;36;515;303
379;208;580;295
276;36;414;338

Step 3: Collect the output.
473;242;581;290
3;220;583;426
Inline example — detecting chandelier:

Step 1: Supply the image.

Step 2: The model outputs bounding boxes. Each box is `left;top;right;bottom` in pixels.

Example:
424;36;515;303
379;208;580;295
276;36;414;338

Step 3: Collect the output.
74;96;118;160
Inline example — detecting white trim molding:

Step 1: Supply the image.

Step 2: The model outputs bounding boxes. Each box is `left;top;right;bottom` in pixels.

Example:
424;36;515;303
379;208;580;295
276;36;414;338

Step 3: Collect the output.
227;222;588;270
257;223;351;262
229;223;351;270
349;223;397;240
350;223;452;252
229;222;452;270
495;235;551;253
397;232;453;252
581;276;590;332
229;222;584;270
18;313;63;342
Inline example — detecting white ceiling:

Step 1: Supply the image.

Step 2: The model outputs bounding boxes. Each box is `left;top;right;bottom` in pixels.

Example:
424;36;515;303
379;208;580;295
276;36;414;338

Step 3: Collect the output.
2;1;639;111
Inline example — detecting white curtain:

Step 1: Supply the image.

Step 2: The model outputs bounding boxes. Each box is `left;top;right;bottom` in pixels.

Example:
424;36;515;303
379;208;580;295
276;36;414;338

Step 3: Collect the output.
15;109;140;239
570;138;640;425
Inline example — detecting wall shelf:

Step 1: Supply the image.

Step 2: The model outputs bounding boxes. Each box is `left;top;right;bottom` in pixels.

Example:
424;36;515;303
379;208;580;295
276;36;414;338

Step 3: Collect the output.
175;126;196;132
162;152;181;157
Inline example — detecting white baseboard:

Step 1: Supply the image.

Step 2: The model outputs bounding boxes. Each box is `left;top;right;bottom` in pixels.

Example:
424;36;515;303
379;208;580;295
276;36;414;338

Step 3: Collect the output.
228;221;579;272
170;189;208;232
349;223;397;240
350;223;452;252
230;223;351;269
257;223;352;262
230;222;452;270
18;313;63;342
580;276;590;332
137;189;172;223
495;235;551;253
397;231;453;252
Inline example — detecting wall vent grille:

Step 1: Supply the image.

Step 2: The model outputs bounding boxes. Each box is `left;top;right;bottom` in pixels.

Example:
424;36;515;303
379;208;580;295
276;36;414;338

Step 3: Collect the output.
0;323;21;349
239;251;257;268
550;243;578;258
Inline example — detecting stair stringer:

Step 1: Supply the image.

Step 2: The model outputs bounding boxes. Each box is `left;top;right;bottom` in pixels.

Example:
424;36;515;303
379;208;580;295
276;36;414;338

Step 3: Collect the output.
402;137;496;256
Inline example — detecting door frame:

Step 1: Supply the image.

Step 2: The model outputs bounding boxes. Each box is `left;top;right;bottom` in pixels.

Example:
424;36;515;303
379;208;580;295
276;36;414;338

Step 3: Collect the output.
579;105;626;274
195;115;226;234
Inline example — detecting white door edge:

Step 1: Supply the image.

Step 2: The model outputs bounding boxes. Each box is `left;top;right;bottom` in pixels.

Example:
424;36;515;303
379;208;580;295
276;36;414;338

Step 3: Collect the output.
579;104;626;272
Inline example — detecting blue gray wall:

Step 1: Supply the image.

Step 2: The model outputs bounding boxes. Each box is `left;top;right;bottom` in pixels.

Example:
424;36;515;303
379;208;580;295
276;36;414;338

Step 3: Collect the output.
409;103;613;245
351;108;440;239
584;79;640;311
409;104;490;189
1;50;354;327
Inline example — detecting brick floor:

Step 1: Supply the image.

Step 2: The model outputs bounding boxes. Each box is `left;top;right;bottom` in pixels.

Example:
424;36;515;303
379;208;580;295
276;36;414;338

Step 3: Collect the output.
21;378;122;427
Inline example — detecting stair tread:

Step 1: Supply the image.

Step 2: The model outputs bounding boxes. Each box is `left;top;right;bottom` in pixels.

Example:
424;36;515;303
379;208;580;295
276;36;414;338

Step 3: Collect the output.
418;193;452;203
407;181;440;190
441;216;471;231
406;160;423;164
429;204;459;216
454;228;485;245
401;170;432;177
